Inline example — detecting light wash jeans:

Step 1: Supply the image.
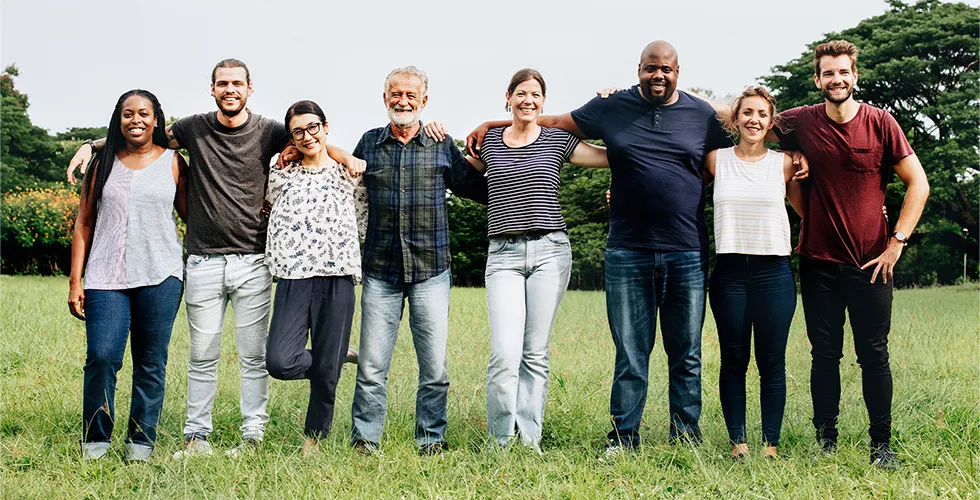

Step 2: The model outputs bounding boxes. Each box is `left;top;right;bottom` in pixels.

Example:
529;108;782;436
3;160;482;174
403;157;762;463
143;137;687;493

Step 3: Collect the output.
351;269;451;448
485;231;571;448
182;254;271;441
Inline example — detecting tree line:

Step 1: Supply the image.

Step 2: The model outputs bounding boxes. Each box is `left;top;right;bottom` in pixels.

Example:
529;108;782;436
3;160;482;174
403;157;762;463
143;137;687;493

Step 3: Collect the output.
2;0;976;288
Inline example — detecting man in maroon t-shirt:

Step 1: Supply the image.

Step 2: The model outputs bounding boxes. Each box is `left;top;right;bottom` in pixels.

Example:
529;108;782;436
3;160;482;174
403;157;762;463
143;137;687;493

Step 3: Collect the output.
772;40;930;470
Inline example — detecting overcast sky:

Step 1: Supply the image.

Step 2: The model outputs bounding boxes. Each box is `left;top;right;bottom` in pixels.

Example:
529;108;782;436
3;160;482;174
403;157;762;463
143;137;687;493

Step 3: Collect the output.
3;0;975;149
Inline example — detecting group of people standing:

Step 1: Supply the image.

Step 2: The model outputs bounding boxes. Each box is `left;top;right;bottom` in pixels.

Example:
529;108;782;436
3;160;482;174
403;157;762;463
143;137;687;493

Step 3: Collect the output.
66;38;928;470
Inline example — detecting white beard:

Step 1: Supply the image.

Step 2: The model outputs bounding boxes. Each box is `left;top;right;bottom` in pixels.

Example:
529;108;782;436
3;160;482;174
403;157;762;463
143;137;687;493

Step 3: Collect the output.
387;107;420;128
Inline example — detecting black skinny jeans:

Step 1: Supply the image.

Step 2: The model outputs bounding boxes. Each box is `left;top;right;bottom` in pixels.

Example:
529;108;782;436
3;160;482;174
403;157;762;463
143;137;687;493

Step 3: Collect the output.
799;257;893;447
266;276;355;439
709;254;796;446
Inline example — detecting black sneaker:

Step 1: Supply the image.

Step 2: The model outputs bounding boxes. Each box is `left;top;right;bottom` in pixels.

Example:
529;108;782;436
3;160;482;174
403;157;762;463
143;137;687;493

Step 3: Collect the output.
812;439;837;461
419;441;449;456
870;444;901;471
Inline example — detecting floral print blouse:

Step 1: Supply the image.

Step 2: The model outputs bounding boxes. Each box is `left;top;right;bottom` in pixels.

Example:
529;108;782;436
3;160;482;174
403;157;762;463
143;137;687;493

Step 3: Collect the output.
266;159;368;281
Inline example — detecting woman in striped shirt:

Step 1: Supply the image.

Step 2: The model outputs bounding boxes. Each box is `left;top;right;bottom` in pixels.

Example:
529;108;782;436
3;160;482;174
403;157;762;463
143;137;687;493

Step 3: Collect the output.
702;86;803;460
461;69;609;451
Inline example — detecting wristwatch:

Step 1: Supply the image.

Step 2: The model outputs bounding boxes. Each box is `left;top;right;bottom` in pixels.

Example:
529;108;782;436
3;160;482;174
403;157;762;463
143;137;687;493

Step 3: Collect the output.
892;231;909;245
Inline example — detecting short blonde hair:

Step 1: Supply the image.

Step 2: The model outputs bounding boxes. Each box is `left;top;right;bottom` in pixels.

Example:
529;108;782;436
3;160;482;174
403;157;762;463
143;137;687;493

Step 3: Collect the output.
813;40;858;75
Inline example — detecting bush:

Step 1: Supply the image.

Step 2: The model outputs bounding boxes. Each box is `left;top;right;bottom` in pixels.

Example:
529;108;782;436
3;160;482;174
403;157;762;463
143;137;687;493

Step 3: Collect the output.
1;187;78;274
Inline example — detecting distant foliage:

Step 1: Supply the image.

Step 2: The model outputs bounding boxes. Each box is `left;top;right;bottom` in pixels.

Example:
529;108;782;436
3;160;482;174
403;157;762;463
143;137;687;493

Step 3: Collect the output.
0;187;78;274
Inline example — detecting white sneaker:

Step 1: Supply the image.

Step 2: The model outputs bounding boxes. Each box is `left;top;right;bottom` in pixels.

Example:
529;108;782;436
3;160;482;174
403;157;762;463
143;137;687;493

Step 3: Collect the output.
172;439;213;460
225;438;261;458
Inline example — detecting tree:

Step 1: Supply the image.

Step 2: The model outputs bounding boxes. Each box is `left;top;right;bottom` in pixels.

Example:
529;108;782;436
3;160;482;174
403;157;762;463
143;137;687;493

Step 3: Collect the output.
1;65;62;192
762;0;979;285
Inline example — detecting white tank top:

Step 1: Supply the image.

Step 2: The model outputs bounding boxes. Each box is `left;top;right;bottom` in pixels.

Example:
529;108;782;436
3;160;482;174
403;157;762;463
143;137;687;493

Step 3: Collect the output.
712;147;791;256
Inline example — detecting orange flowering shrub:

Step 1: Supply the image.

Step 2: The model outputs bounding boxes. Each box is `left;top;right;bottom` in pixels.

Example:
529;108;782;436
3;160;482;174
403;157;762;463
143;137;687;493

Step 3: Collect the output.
1;188;79;274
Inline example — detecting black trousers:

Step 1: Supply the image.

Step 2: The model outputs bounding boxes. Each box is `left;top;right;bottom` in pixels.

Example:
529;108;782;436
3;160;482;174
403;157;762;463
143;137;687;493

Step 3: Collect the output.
799;257;893;446
266;276;355;438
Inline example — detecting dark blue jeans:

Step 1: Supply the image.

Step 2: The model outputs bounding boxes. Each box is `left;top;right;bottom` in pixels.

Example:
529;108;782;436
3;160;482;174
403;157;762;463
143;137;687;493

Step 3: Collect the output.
605;248;707;447
83;277;183;447
709;254;796;446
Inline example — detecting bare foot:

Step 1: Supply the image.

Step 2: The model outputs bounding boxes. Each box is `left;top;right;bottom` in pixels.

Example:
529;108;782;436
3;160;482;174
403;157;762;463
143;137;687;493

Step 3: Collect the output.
302;437;318;456
763;445;777;459
732;443;749;459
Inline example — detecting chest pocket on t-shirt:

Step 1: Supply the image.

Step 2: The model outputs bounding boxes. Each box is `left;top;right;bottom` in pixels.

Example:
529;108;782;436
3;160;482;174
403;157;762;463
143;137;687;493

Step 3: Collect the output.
848;147;883;173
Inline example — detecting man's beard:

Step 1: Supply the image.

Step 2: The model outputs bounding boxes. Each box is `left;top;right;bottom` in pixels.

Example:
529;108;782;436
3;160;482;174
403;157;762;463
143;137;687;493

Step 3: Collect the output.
821;84;853;104
644;82;671;107
388;106;420;128
216;95;246;117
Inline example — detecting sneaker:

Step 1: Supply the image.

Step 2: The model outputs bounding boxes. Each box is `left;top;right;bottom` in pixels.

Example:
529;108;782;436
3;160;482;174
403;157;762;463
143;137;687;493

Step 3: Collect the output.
601;439;631;462
172;438;213;460
419;441;450;456
812;439;837;462
345;348;358;365
870;444;901;471
225;437;261;459
352;440;378;456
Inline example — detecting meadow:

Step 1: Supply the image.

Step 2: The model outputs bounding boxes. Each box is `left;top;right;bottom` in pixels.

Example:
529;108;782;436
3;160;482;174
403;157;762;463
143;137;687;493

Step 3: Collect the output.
1;275;977;498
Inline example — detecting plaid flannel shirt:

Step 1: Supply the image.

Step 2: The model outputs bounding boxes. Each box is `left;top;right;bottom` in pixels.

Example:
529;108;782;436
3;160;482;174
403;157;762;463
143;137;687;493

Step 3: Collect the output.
354;123;488;284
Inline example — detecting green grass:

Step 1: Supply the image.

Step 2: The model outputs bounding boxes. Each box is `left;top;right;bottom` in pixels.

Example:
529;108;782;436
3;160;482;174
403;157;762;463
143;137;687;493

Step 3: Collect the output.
1;276;977;498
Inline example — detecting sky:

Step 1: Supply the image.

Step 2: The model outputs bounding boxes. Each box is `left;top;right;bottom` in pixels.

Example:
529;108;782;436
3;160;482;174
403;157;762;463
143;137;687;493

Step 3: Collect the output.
3;0;976;150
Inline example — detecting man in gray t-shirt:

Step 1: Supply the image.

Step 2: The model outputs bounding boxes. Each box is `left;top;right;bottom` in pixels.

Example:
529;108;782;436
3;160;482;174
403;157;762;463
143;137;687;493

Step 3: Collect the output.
67;58;362;459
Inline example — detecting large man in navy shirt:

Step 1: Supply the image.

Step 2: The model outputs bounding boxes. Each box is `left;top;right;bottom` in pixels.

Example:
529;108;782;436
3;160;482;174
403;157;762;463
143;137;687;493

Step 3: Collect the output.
468;41;730;455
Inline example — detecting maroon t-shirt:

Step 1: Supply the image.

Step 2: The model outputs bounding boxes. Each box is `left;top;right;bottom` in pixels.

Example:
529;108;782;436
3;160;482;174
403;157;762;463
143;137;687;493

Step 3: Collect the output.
776;103;914;267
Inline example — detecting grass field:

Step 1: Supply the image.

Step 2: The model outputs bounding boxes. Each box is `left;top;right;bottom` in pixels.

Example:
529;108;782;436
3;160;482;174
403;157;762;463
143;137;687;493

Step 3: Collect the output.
1;275;977;498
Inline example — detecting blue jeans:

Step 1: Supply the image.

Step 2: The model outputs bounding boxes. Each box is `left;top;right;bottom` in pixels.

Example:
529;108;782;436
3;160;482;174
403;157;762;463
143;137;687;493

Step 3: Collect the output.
82;277;183;453
351;269;451;448
709;254;796;446
605;248;707;447
485;231;571;448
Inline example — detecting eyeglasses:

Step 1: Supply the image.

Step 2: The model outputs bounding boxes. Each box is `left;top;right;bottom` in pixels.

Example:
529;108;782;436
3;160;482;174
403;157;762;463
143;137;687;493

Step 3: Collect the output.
290;122;323;141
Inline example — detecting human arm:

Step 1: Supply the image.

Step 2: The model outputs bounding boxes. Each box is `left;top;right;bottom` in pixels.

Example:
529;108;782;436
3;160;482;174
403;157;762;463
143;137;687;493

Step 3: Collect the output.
446;142;489;204
326;144;365;178
173;152;188;222
466;113;585;157
68;166;98;320
782;153;804;216
700;149;718;188
568;141;608;168
860;153;930;283
351;175;369;242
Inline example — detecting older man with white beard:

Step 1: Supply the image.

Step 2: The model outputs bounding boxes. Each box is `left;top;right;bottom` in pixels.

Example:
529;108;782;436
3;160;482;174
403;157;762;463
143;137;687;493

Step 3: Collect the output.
348;66;487;456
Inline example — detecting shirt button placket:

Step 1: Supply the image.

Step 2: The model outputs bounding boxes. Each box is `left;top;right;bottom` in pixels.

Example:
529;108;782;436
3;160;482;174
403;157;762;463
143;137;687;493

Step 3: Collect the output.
399;145;411;281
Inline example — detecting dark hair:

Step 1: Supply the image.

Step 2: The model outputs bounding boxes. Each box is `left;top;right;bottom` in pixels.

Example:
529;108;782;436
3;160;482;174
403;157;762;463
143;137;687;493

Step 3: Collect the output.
211;58;250;83
84;89;168;222
284;100;327;134
813;40;858;75
505;68;546;111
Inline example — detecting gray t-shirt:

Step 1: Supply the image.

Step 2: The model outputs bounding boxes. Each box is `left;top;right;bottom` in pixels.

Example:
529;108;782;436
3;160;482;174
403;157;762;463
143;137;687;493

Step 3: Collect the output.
171;111;288;254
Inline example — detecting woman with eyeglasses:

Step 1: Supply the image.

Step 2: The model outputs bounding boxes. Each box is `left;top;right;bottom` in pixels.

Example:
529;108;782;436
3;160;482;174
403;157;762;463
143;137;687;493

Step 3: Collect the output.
263;100;367;454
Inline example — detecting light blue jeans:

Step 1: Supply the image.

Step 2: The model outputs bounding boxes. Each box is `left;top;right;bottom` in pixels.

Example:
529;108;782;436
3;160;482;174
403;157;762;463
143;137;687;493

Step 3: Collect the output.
351;269;451;448
485;231;571;448
182;254;271;441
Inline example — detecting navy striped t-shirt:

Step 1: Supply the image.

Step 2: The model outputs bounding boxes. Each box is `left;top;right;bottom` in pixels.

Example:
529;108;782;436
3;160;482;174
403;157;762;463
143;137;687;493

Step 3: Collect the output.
481;126;580;236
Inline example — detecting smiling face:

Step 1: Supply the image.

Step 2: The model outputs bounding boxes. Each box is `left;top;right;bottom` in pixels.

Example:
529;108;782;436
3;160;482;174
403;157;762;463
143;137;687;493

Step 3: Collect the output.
288;113;329;159
637;43;679;106
119;95;158;147
734;95;774;143
384;73;427;128
211;67;252;117
507;78;545;125
814;54;857;104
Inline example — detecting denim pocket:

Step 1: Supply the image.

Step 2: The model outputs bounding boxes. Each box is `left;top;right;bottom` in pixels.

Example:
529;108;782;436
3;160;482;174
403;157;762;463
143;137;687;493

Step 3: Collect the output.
488;239;507;254
187;255;205;268
543;232;569;246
